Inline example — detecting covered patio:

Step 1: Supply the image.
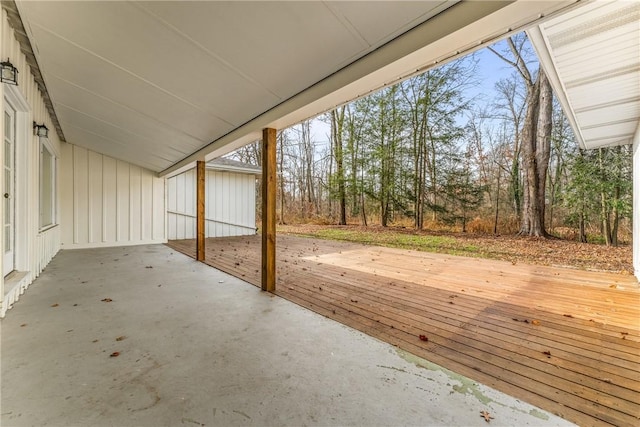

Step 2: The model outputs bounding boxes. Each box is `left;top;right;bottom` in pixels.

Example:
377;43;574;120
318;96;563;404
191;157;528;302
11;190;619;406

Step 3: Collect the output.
0;244;574;427
169;235;640;427
1;1;639;427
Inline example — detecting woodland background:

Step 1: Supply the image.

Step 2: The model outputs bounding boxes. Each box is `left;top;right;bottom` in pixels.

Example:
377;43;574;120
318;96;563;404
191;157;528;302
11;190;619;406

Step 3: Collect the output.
229;34;633;247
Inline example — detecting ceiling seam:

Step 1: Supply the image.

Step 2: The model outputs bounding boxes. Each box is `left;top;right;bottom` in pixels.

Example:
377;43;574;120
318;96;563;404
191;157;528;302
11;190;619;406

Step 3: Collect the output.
565;64;640;89
54;101;195;156
131;0;282;101
47;74;215;147
574;96;640;113
27;20;235;128
581;118;640;130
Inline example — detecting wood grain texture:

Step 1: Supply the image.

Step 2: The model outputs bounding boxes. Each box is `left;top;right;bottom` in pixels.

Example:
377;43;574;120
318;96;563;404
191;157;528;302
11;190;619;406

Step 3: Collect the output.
261;128;277;291
168;235;640;427
196;160;205;261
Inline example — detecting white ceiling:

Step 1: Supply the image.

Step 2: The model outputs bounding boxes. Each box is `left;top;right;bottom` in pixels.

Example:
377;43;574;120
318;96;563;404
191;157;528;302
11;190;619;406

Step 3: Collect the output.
14;1;583;174
529;0;640;150
16;0;454;171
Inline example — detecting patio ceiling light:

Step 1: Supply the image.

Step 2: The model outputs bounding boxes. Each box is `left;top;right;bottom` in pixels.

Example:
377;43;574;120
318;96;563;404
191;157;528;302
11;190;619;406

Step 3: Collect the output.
33;122;49;138
0;58;18;85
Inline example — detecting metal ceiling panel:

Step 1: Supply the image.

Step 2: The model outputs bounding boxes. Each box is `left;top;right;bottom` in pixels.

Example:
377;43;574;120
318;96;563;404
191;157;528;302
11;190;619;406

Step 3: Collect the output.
529;0;640;150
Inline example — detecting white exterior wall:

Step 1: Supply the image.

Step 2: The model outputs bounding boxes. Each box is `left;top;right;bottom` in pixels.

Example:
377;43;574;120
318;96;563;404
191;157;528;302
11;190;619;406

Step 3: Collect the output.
1;8;62;316
633;126;639;281
60;144;166;249
167;168;257;240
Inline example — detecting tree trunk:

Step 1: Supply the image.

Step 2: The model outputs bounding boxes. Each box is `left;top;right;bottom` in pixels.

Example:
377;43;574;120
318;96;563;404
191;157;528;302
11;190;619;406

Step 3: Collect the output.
331;108;347;225
579;209;587;243
494;165;501;234
519;69;552;237
599;148;613;245
277;132;286;225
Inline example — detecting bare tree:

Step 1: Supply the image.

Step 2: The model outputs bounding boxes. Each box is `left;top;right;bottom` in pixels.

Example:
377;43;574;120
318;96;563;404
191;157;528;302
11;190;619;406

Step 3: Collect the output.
489;35;553;237
331;107;347;225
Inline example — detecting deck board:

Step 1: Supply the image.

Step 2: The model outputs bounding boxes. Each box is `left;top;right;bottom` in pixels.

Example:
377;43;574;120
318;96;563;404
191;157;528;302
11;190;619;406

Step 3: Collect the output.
167;235;640;427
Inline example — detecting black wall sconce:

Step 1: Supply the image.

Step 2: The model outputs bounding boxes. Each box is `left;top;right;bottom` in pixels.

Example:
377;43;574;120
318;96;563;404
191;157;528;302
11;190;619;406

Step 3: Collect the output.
1;58;18;85
33;122;49;138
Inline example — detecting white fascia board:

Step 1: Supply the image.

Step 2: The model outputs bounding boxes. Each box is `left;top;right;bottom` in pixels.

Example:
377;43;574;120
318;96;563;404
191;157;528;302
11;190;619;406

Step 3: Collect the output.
159;0;580;177
527;25;588;150
206;164;261;175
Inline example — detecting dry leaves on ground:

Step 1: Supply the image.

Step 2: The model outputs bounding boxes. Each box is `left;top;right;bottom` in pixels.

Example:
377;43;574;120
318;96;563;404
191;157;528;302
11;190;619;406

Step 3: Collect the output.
480;410;494;422
279;224;632;273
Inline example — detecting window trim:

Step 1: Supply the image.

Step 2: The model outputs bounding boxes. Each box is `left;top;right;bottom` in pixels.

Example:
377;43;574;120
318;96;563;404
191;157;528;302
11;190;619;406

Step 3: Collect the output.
38;136;57;231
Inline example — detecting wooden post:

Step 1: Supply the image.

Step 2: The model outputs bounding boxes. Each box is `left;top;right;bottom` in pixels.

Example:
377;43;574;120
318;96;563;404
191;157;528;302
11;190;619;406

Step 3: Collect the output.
262;128;277;291
196;160;205;261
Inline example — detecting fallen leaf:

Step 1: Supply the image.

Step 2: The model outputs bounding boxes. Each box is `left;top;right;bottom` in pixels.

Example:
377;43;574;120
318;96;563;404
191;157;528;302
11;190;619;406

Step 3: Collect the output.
51;303;59;307
419;335;428;342
480;410;494;422
109;352;120;358
531;320;541;326
101;298;113;302
115;336;126;341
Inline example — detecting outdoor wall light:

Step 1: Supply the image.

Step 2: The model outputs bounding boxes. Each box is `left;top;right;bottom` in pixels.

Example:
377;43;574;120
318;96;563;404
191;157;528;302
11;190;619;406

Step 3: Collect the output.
1;58;18;85
33;122;49;138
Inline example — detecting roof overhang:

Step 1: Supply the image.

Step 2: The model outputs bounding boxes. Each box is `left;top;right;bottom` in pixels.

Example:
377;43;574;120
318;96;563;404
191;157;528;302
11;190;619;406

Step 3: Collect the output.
528;0;640;150
161;0;582;177
8;1;583;177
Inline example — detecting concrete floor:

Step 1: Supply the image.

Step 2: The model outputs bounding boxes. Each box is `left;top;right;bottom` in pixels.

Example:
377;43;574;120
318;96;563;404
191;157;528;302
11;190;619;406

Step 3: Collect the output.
1;244;575;427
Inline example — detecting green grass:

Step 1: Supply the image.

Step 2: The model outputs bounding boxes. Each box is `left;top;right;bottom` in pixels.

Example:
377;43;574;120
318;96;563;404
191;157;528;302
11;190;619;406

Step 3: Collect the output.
285;227;481;257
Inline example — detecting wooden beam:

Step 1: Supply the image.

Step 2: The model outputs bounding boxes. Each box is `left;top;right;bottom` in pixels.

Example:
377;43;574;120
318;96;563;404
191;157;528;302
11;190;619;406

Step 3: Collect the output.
262;128;277;291
196;160;205;261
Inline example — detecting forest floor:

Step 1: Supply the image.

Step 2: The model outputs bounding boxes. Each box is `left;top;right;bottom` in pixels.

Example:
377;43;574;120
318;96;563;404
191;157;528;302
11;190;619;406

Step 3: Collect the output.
277;224;634;274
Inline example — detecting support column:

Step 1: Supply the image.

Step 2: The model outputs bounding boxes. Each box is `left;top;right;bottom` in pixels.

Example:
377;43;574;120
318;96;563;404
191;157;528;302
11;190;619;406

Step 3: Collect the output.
196;160;205;261
262;128;277;291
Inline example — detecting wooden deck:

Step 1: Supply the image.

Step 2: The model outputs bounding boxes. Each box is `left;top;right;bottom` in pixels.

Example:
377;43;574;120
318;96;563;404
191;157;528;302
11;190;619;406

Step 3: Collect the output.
167;235;640;427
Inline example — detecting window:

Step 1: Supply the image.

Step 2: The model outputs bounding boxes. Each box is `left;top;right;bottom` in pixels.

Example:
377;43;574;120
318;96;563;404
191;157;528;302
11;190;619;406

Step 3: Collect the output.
39;140;56;229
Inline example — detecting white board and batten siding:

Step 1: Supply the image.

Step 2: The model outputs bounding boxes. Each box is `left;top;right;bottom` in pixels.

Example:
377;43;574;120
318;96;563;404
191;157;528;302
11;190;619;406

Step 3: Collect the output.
1;8;62;316
60;144;166;249
167;162;258;240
